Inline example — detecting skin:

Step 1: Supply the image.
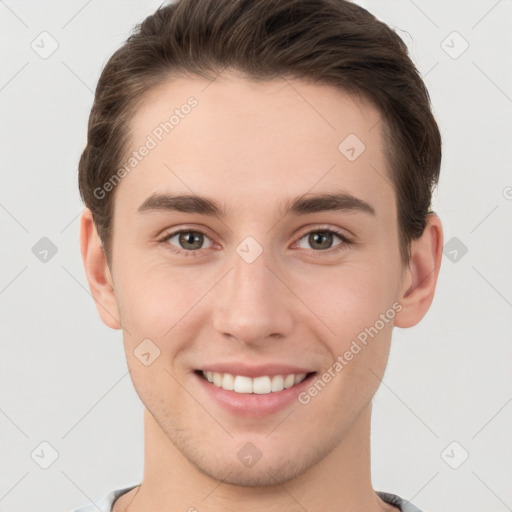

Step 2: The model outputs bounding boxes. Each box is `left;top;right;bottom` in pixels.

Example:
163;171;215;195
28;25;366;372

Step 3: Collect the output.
81;72;443;512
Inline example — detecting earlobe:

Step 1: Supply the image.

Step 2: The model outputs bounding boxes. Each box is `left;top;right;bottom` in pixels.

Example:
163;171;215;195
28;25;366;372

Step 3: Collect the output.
394;213;444;328
80;209;122;330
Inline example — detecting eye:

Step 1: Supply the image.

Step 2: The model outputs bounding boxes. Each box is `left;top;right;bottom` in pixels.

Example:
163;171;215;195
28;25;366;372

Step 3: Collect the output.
162;229;213;256
295;228;351;254
158;226;352;258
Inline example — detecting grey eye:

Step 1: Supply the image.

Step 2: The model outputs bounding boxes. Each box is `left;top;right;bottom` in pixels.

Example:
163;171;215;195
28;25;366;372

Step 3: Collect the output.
167;231;212;251
296;230;343;250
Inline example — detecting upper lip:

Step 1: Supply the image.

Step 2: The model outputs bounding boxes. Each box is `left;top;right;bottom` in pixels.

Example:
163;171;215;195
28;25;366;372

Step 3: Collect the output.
197;363;316;378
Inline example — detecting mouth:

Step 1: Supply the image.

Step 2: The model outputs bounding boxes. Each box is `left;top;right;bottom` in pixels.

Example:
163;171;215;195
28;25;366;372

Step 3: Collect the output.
194;369;318;395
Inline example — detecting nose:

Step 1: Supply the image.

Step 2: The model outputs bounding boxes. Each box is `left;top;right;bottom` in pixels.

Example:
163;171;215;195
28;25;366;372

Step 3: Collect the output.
211;247;295;347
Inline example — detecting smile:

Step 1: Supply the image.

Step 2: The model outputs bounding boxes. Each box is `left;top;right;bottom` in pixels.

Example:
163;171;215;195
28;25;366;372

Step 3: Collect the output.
200;370;313;394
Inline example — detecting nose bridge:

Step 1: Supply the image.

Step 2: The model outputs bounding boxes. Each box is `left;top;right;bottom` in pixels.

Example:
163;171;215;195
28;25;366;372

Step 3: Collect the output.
231;248;272;305
211;244;294;344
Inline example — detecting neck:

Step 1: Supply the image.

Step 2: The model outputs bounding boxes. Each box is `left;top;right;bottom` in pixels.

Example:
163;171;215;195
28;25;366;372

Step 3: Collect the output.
117;404;393;512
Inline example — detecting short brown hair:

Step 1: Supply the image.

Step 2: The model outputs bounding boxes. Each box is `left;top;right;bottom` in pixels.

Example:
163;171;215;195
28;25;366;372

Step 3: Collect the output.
78;0;441;264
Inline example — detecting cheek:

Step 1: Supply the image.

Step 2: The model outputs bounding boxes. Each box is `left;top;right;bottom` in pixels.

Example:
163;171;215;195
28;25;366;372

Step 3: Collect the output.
301;268;397;408
114;257;214;338
294;263;396;339
291;263;399;397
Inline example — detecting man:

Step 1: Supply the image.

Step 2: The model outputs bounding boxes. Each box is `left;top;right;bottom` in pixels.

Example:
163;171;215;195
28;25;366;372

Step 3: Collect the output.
75;0;443;510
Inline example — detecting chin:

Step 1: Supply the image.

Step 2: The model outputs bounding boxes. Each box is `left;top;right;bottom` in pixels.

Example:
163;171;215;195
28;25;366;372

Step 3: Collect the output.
182;435;332;489
193;456;305;488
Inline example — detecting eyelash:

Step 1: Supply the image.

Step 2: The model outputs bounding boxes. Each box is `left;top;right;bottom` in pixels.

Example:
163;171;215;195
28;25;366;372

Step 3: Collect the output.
158;227;353;258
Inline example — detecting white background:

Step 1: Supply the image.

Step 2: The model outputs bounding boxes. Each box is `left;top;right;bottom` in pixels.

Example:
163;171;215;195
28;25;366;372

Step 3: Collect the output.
1;1;511;511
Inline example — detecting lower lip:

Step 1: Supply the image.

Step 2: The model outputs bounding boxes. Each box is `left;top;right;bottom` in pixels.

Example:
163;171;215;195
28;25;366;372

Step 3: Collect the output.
194;372;317;417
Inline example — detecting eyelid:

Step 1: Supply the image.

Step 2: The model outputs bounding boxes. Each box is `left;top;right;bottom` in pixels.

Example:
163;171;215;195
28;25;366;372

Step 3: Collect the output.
157;224;216;243
293;224;353;243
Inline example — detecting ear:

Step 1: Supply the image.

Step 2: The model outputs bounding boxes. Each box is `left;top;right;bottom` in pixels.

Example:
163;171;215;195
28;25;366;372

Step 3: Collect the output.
394;213;443;328
80;208;122;330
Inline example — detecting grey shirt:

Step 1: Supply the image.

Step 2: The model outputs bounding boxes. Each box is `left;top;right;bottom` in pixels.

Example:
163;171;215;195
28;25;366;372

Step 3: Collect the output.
72;485;424;512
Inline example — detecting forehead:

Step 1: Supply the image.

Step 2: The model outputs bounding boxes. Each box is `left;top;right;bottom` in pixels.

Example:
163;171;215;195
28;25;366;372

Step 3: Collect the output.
116;72;395;222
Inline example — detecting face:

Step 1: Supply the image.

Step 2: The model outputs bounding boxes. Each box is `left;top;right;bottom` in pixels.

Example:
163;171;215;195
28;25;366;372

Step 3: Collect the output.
104;73;409;486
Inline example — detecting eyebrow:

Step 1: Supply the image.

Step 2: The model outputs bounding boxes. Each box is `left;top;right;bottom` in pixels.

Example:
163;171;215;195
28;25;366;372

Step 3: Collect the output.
137;191;376;218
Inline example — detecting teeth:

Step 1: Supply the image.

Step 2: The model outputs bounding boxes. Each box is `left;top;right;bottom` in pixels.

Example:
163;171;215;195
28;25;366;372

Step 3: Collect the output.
234;375;253;393
271;375;284;392
222;373;234;391
294;373;307;384
253;376;272;394
213;372;223;387
202;371;309;394
284;374;295;389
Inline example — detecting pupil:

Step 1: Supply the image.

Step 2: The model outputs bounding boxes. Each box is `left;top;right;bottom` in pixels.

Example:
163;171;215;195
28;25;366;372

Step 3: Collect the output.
311;231;332;250
180;232;202;250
